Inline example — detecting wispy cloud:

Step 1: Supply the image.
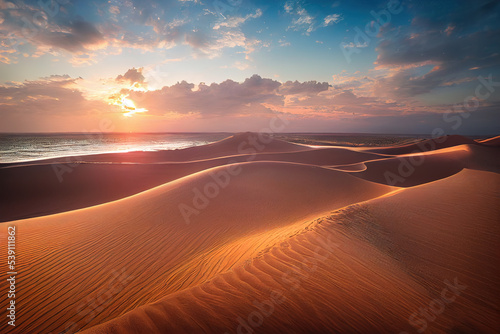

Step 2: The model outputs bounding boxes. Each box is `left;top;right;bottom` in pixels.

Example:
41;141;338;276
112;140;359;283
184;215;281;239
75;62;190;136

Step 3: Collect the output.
323;14;343;26
213;9;262;30
285;2;342;35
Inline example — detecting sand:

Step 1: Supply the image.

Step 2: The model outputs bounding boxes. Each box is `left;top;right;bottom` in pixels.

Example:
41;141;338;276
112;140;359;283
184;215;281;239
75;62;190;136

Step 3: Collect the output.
0;133;498;334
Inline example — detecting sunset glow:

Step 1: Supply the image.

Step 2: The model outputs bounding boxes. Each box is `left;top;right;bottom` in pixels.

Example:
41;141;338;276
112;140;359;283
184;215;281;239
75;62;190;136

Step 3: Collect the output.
109;82;149;117
0;0;498;134
115;96;148;118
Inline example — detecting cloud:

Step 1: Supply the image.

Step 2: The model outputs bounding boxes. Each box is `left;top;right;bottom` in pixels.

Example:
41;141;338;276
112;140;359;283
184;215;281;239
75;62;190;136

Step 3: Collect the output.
0;0;262;63
116;75;410;119
127;74;282;117
289;7;315;34
375;0;500;97
213;9;262;30
1;73;498;134
342;41;368;48
108;0;263;58
279;80;330;95
116;68;145;84
184;29;261;59
0;0;107;65
37;20;106;53
231;61;250;70
285;2;342;34
323;14;342;26
278;38;291;47
0;75;110;116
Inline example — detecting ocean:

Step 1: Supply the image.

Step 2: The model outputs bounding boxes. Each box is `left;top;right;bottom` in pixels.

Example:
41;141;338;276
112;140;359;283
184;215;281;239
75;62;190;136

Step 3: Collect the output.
0;133;231;163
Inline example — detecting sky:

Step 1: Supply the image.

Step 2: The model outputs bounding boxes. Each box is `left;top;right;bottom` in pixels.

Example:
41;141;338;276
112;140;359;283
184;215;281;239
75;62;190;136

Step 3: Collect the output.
0;0;499;134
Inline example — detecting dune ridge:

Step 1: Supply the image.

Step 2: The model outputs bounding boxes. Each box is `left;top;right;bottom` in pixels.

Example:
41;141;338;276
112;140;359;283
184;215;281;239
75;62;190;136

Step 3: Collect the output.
364;134;479;155
4;135;497;222
477;135;500;146
0;136;385;223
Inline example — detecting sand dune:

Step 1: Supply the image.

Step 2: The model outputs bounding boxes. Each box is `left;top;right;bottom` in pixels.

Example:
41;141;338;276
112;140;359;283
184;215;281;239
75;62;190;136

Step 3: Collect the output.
0;144;383;222
0;162;392;334
366;135;478;156
477;135;500;146
83;169;500;334
0;133;310;167
3;134;496;223
0;133;498;334
354;144;500;187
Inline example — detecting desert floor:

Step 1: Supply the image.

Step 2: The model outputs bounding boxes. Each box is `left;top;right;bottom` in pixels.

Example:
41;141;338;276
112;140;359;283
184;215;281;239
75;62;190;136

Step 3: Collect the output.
0;133;499;334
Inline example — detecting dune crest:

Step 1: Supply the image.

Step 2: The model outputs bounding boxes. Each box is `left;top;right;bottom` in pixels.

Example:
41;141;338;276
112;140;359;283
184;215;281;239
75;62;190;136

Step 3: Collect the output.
366;134;478;155
477;134;500;146
353;144;500;187
0;139;384;222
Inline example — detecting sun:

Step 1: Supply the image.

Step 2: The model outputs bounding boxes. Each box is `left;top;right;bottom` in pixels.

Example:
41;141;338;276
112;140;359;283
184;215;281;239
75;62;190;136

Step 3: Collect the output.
120;96;148;117
110;82;148;117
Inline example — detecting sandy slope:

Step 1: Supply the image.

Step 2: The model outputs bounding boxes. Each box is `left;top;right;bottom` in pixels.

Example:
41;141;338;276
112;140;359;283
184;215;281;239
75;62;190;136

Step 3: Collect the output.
353;144;500;187
0;162;393;334
0;133;498;334
0;144;383;222
83;169;500;334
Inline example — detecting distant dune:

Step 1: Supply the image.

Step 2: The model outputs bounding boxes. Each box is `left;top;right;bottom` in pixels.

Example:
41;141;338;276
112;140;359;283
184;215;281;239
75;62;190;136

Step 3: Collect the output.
477;135;500;146
355;144;500;187
0;137;384;222
365;134;478;155
0;133;499;334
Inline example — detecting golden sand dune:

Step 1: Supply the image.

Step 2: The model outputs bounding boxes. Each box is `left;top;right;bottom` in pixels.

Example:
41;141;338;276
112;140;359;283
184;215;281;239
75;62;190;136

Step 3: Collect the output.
83;169;500;334
0;162;392;334
354;144;500;187
0;133;499;334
